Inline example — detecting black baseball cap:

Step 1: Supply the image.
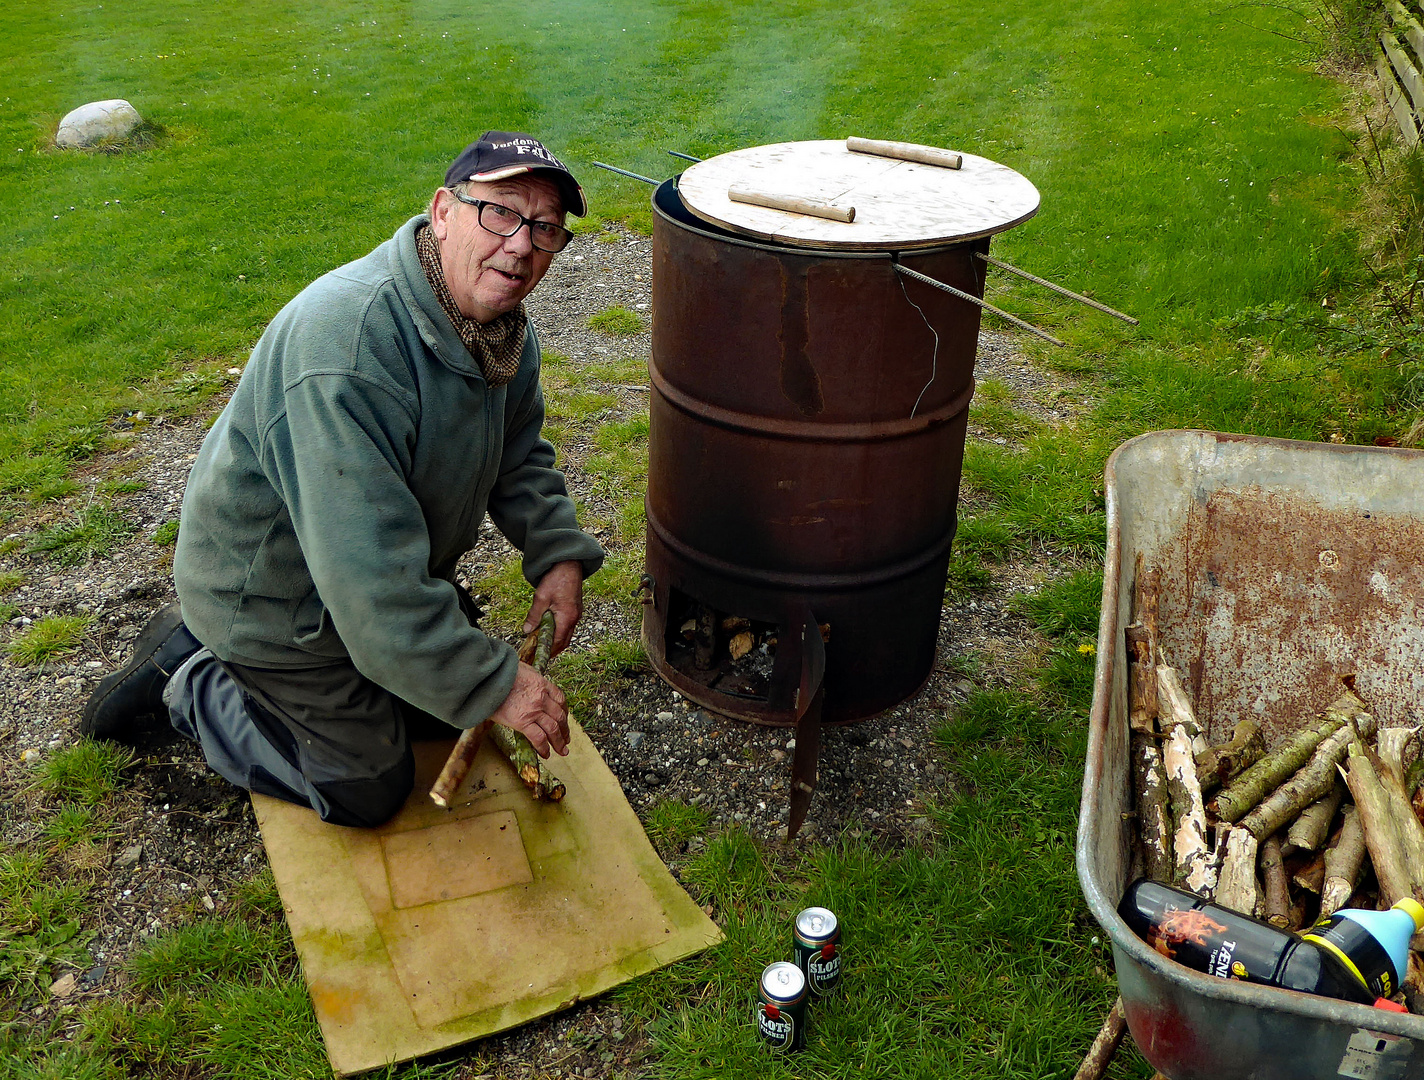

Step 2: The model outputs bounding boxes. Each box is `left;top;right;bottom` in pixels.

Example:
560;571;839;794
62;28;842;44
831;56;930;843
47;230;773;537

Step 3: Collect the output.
444;131;587;217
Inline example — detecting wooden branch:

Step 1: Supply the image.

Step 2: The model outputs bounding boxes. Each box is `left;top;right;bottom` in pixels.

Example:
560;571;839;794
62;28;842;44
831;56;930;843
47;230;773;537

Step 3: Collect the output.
1072;997;1127;1080
1378;726;1421;787
1405;952;1424;1016
1157;666;1207;755
490;722;566;802
1321;805;1367;917
1260;835;1290;929
429;611;563;808
1292;849;1328;895
1164;724;1216;895
1210;687;1368;822
1195;719;1265;794
1369;733;1424;894
1133;732;1174;882
1215;827;1260;915
1343;741;1415;907
1238;708;1377;840
1285;782;1345;854
429;720;492;810
693;604;716;670
1126;557;1161;734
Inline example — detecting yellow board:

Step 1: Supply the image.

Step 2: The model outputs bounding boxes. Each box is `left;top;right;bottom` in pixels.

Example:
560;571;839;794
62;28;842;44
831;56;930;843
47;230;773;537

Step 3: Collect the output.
253;718;722;1077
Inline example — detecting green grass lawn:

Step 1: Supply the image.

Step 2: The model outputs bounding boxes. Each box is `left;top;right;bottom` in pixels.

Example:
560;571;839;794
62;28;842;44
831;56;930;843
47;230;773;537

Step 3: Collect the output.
4;0;1422;1077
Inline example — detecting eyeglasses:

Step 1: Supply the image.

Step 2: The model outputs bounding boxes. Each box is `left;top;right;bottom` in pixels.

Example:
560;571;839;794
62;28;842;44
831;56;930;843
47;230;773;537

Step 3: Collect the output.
450;191;575;254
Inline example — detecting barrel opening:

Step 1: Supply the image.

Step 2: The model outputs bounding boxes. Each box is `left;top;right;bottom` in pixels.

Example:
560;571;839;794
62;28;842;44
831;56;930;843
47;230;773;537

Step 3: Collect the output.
662;588;779;703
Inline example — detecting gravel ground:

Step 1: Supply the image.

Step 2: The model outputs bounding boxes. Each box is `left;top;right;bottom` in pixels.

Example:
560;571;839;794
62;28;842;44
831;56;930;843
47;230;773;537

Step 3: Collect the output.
0;224;1086;1077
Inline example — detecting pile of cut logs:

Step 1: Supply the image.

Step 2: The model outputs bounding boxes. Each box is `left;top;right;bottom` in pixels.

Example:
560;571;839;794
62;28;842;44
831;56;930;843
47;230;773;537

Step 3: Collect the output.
1127;560;1424;1010
1073;561;1424;1080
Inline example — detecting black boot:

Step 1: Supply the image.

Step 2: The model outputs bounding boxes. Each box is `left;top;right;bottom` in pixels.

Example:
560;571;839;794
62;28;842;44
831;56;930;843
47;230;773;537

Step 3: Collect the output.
81;603;201;741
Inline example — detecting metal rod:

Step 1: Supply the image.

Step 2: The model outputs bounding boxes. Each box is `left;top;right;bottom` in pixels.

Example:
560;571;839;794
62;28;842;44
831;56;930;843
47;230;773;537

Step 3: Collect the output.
893;262;1067;347
667;150;702;162
591;161;661;186
976;252;1138;325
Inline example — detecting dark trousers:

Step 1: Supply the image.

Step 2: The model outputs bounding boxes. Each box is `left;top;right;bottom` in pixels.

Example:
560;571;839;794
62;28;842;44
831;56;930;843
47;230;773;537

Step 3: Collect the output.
165;597;474;828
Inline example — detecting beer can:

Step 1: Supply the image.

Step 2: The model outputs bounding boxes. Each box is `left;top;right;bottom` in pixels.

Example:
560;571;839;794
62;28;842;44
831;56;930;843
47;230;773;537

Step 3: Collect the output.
794;906;841;994
756;961;807;1051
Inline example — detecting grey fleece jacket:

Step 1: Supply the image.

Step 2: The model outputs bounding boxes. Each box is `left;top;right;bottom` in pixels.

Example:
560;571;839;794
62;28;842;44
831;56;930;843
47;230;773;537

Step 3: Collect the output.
173;214;604;730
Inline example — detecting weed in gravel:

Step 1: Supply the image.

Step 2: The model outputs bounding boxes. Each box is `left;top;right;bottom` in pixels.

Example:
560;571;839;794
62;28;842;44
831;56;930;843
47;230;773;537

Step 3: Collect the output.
944;551;994;598
470;554;532;636
0;602;17;623
0;537;22;556
970;377;1042;441
36;742;134;807
587;305;644;336
128;919;287;992
232;867;283;922
587;415;649;543
581;549;644;614
41;806;111;853
97;477;147;497
7;615;91;666
681;828;770;912
953;514;1018;564
0;1025;116;1080
645;799;710;854
24;506;135;566
0;849;93;997
0;569;23;593
550;637;648;724
150;519;179;547
1013;566;1102;639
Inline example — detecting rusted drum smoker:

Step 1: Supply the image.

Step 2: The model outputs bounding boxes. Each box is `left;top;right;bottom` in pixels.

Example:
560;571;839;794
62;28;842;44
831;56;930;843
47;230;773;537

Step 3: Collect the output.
640;140;1040;830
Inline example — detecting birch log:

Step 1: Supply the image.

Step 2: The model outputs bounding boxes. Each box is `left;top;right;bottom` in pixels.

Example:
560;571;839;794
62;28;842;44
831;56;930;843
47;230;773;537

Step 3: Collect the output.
1215;827;1260;915
1133;736;1174;883
1164;724;1216;894
1211;687;1369;822
1157;666;1207;755
1321;805;1367;916
1238;710;1377;840
1285;782;1345;854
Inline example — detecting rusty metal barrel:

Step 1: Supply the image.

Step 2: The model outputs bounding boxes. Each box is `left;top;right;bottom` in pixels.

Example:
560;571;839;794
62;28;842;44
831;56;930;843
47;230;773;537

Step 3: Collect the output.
640;140;1039;727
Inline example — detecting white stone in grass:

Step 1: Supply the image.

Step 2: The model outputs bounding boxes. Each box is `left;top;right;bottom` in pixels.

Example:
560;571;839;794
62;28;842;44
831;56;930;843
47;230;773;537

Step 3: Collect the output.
55;99;142;149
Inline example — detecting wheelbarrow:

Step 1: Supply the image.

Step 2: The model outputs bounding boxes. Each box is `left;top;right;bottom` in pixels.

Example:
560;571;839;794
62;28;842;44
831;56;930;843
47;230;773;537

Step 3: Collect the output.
1077;430;1424;1080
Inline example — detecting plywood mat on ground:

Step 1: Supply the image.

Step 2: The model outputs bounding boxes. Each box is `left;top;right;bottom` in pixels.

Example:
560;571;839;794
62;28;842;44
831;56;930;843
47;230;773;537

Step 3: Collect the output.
253;719;722;1077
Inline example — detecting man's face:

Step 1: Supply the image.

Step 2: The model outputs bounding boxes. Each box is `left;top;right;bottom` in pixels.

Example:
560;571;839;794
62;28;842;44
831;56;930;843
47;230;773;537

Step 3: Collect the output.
430;175;564;323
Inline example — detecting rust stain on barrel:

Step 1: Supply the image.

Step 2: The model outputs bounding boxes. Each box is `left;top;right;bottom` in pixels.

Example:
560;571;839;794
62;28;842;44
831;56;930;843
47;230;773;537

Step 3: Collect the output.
778;264;823;416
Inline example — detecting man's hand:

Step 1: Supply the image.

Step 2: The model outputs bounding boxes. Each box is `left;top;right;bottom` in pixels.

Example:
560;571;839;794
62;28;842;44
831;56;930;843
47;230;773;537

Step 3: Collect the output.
522;560;583;657
488;662;569;757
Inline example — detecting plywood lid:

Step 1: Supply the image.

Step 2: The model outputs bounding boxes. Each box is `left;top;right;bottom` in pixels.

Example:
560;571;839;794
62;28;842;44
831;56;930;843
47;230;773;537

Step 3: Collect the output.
676;139;1040;251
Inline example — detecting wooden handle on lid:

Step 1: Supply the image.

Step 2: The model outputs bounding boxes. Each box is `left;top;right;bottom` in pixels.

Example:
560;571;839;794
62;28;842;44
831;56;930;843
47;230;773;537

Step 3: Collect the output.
727;185;855;223
847;136;963;170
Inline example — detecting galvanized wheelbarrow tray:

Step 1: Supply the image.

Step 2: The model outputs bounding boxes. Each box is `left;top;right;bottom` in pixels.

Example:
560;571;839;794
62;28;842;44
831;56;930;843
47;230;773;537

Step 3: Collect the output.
1077;430;1424;1080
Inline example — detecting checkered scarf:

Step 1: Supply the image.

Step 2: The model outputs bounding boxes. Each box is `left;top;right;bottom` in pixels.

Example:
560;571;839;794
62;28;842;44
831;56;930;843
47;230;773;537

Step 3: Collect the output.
415;224;527;387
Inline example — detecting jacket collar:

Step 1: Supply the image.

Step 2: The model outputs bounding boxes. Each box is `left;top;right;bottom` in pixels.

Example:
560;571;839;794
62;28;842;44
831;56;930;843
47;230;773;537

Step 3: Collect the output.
389;214;489;381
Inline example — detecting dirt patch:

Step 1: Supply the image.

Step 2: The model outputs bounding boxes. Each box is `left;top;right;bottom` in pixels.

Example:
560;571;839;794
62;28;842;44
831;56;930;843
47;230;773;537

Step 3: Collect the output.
0;224;1082;1076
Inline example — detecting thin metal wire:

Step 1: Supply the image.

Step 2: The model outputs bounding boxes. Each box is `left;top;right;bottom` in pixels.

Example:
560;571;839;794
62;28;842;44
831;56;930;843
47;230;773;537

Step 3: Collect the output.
897;266;940;419
667;151;702;162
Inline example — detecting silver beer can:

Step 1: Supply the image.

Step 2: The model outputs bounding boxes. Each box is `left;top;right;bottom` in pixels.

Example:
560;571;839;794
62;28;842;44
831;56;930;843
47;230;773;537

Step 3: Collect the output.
793;906;841;994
